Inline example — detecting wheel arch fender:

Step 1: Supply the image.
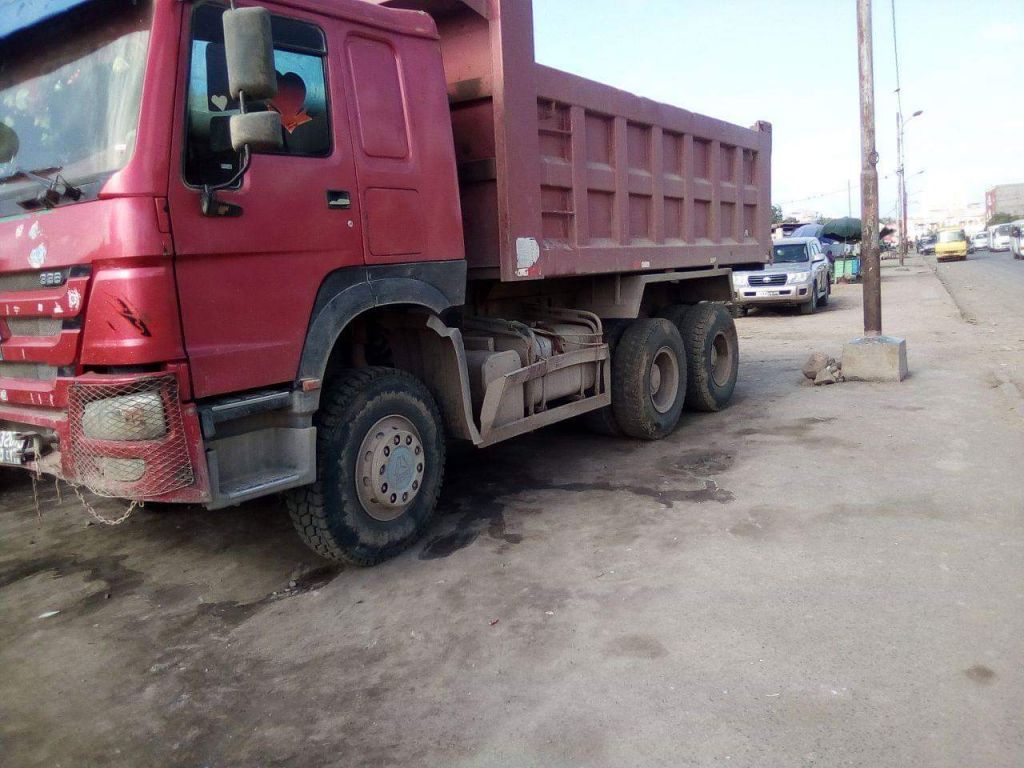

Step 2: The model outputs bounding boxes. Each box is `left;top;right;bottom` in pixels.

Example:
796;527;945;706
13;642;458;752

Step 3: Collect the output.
297;264;465;383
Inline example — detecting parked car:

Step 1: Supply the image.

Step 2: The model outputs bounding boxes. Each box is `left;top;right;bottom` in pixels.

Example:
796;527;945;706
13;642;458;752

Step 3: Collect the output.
1010;221;1024;260
918;234;937;255
934;228;969;262
732;237;831;316
990;223;1012;252
972;231;989;251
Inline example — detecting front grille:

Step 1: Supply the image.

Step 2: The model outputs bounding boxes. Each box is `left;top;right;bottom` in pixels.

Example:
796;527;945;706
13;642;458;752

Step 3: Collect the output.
747;273;787;287
0;362;59;380
6;317;63;337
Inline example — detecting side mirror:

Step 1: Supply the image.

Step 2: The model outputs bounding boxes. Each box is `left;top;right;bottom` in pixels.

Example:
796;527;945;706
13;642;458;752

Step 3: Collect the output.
230;112;282;153
223;6;277;102
223;6;282;155
0;123;18;164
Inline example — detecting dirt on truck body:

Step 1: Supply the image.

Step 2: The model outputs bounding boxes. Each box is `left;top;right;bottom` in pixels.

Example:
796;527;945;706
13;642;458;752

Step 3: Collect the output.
0;0;771;564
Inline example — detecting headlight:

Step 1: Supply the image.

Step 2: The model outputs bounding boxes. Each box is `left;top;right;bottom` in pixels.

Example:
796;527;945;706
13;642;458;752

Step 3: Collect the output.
81;392;167;441
731;273;745;286
788;272;810;284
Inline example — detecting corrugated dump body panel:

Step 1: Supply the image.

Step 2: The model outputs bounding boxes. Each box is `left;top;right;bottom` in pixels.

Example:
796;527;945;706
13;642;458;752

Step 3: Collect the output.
371;0;772;282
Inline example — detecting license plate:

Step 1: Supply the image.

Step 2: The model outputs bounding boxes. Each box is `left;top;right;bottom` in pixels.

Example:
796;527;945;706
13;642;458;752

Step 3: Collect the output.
0;431;25;466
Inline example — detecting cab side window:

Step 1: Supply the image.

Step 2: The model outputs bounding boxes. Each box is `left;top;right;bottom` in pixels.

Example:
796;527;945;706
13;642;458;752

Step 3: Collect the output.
184;3;331;187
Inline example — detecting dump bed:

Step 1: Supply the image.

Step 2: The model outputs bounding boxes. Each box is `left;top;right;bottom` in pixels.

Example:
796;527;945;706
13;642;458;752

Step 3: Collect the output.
375;0;772;282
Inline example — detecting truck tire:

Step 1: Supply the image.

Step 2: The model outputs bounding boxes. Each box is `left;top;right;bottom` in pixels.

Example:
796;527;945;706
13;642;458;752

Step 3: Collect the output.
581;319;629;437
611;318;687;440
679;303;739;412
286;367;445;566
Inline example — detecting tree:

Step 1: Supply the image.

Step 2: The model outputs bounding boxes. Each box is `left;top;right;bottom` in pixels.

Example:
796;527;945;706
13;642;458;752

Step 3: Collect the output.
881;216;896;226
987;212;1016;227
782;216;799;224
771;204;783;225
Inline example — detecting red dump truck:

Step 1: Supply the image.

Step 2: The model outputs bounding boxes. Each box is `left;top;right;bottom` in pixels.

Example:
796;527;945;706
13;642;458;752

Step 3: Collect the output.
0;0;771;563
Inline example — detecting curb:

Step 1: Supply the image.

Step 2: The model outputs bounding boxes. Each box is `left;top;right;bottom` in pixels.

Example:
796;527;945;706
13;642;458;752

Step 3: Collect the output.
922;254;977;324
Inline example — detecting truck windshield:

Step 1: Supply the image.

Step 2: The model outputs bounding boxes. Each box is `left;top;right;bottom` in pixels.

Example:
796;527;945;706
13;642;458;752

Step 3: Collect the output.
0;1;152;215
938;230;965;243
773;244;809;263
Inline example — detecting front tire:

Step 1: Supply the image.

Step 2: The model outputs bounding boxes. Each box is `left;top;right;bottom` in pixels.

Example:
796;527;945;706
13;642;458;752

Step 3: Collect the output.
799;285;817;315
817;277;830;307
286;367;445;566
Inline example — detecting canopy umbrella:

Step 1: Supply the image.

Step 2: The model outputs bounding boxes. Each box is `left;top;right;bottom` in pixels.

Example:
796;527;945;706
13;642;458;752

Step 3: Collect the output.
821;217;862;242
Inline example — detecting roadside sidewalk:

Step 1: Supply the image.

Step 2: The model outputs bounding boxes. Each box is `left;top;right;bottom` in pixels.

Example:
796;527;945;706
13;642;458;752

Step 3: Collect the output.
1;254;1022;768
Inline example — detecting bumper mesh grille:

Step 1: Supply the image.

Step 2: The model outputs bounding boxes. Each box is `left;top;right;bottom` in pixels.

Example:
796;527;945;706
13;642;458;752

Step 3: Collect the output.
67;375;194;499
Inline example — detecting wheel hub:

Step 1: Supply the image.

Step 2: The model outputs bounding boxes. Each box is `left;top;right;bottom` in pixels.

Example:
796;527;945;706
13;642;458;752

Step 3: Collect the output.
356;415;426;522
649;346;680;414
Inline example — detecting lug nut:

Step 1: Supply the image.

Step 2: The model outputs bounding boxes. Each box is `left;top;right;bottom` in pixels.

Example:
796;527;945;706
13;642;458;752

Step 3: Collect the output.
394;435;401;445
417;463;423;473
390;494;397;503
406;436;413;445
381;483;388;493
384;447;390;457
412;480;419;490
402;492;409;502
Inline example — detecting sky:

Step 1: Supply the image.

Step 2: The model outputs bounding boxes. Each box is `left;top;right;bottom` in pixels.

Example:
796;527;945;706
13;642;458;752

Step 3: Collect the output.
533;0;1024;221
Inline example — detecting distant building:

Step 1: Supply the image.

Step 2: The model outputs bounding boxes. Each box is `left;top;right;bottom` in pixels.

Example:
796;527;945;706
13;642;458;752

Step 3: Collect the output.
985;183;1024;220
910;203;987;238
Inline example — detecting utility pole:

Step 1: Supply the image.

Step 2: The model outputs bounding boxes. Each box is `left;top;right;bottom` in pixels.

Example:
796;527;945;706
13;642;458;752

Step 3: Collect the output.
896;111;905;266
857;0;881;336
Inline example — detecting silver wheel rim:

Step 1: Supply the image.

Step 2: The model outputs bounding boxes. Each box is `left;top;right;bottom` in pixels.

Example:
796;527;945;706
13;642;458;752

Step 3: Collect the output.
710;332;733;387
649;346;680;414
356;415;426;522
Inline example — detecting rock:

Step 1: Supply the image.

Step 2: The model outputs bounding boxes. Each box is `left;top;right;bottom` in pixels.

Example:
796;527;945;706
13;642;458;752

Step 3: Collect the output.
803;352;832;380
814;368;839;386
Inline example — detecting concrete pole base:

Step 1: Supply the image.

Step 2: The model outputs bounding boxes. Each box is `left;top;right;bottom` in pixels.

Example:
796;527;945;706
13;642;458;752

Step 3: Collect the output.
842;336;909;382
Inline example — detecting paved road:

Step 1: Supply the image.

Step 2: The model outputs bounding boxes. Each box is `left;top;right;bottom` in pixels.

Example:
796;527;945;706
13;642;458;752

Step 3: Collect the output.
2;257;1023;768
930;247;1024;389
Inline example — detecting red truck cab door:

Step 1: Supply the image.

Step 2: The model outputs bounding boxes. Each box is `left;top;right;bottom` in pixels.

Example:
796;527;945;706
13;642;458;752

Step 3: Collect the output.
167;2;362;399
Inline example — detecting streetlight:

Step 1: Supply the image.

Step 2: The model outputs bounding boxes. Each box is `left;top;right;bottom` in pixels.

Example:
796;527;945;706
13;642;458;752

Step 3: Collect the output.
897;109;923;265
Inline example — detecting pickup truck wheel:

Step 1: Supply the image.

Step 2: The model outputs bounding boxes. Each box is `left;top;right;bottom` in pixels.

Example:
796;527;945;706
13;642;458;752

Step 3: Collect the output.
679;303;739;412
611;318;687;440
799;285;817;315
817;277;830;307
286;367;445;566
581;319;629;436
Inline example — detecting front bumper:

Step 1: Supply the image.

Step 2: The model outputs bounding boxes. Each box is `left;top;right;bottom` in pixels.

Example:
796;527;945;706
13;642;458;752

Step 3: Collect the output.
733;283;812;306
0;370;210;504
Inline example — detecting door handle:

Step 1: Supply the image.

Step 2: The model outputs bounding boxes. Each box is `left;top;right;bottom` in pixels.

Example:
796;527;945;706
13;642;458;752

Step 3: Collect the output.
326;190;351;210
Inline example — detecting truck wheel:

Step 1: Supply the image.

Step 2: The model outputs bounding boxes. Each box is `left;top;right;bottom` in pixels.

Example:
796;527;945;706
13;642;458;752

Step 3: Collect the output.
679;303;739;412
286;367;445;566
581;320;629;436
611;318;687;440
799;285;817;315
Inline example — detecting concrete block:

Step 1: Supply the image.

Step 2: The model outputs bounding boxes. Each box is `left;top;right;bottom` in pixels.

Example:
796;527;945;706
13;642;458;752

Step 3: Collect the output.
842;336;908;382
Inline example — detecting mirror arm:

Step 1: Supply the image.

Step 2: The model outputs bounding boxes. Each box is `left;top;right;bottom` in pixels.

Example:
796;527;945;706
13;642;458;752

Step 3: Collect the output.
200;145;251;217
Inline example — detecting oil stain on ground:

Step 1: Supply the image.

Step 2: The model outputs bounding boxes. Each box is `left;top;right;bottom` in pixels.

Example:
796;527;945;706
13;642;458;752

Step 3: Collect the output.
421;446;736;560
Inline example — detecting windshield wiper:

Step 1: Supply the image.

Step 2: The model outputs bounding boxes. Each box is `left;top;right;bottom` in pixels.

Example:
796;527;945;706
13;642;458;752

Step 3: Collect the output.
1;166;82;208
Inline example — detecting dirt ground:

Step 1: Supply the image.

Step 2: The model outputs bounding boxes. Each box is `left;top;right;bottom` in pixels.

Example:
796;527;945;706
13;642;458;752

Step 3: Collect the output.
2;255;1022;768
